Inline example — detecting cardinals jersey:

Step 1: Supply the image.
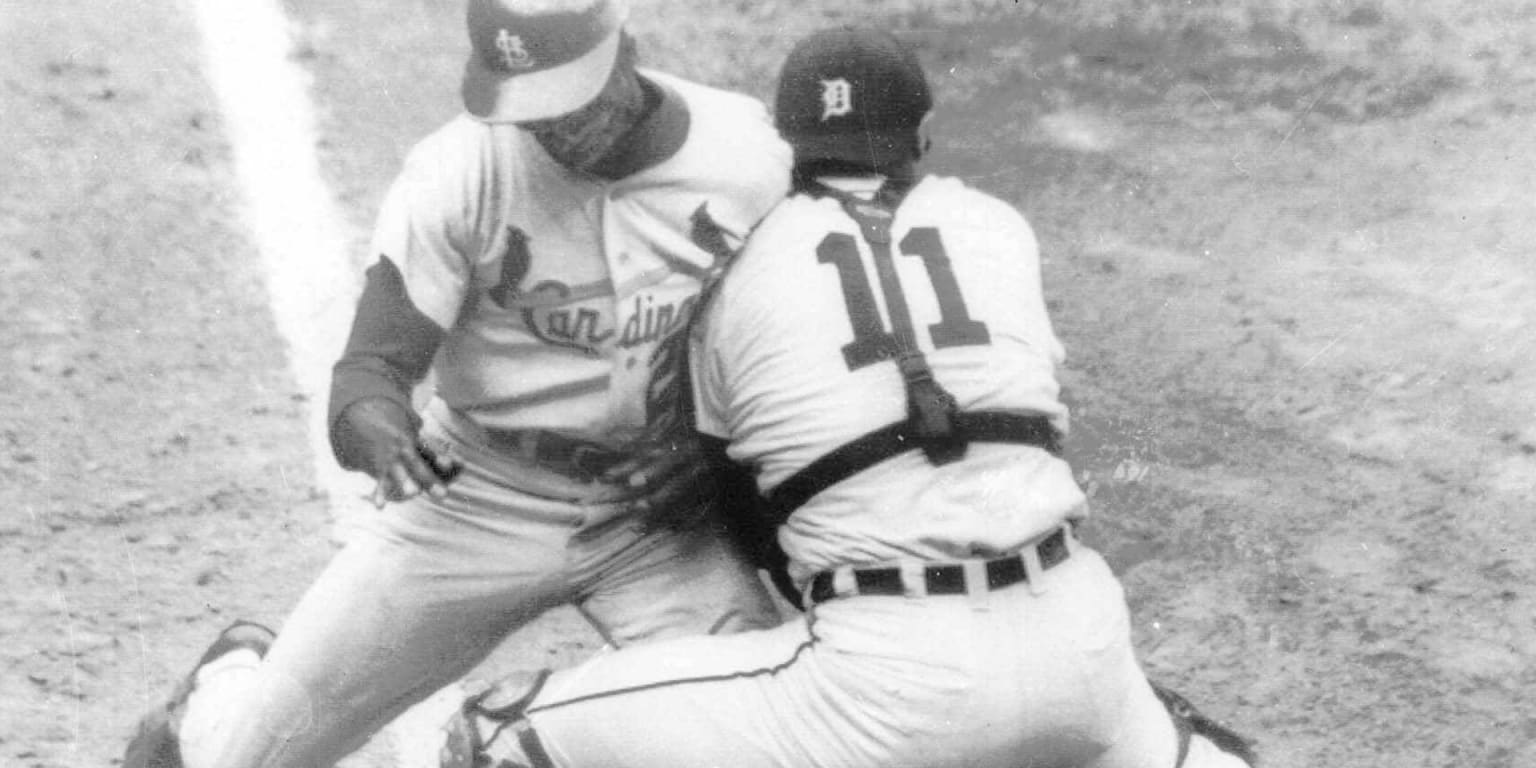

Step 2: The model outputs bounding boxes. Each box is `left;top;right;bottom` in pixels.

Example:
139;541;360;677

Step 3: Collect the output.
348;70;789;448
692;175;1086;579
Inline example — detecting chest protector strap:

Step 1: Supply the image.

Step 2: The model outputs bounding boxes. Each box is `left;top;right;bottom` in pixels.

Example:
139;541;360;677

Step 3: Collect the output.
761;181;1062;528
844;181;968;463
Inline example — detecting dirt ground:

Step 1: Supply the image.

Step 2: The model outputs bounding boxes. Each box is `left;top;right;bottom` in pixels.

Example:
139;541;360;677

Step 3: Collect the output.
3;1;1534;767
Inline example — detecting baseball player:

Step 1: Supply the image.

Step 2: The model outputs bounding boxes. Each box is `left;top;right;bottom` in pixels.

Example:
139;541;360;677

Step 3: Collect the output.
431;25;1258;768
123;1;789;766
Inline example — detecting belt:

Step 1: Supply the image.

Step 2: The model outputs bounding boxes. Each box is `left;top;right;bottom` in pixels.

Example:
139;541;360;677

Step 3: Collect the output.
806;526;1075;606
481;428;630;483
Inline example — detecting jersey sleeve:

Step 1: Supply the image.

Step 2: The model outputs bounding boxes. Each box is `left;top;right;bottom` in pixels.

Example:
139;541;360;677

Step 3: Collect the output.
963;188;1067;367
1009;211;1066;367
366;120;486;329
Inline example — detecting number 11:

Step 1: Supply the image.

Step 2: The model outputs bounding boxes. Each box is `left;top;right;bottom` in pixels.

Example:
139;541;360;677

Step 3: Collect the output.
816;226;990;371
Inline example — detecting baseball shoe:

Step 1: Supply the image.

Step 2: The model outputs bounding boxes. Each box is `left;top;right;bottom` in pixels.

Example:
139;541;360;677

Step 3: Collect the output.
122;620;276;768
1151;682;1258;767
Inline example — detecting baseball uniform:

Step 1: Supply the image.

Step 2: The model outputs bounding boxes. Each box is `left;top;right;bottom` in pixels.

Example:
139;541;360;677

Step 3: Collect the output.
173;70;789;768
451;171;1222;768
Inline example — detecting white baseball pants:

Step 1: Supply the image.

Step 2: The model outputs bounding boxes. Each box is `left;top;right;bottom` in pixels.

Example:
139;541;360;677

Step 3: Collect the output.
175;406;779;768
505;545;1205;768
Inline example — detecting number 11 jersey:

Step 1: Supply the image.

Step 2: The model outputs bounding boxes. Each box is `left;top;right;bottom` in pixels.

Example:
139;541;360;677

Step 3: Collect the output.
691;175;1088;578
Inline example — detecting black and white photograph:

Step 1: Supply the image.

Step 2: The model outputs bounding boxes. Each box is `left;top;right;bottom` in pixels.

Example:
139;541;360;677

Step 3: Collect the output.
3;1;1532;766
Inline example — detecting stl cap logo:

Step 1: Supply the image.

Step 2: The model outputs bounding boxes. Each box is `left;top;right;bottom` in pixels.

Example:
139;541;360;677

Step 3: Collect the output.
495;29;535;70
819;78;853;121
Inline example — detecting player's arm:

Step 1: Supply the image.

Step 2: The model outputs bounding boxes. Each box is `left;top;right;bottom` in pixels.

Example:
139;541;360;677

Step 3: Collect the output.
328;126;479;504
696;432;801;609
990;196;1065;365
329;256;458;504
687;260;802;608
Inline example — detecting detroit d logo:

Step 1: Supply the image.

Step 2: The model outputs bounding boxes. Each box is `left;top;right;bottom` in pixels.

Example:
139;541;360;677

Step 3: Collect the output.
819;78;852;120
495;29;534;70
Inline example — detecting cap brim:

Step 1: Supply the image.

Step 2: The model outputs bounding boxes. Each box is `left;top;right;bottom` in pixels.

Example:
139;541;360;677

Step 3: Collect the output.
784;129;915;169
461;27;621;124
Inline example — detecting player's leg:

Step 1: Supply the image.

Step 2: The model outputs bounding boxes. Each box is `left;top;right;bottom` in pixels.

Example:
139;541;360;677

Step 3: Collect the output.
441;619;822;768
928;537;1183;768
572;502;781;646
433;507;797;768
1065;547;1256;768
168;469;582;768
1083;674;1256;768
199;532;558;766
449;568;1146;768
123;621;275;768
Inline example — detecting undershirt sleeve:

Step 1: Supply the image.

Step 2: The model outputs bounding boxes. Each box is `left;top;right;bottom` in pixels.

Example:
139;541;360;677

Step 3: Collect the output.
327;257;446;469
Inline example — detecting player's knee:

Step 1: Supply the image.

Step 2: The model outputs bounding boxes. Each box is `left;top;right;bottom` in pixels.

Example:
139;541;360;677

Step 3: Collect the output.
440;670;557;768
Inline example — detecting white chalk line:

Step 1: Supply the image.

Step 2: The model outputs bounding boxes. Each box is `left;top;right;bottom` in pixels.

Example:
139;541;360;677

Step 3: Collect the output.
191;0;373;529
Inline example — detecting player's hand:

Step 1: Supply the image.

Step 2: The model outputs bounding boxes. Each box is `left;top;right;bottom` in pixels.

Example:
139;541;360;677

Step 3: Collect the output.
334;398;462;507
597;439;683;491
600;439;711;530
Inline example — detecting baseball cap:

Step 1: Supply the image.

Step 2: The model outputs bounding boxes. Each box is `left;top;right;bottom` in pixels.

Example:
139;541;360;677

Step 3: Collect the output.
774;25;933;169
461;0;628;123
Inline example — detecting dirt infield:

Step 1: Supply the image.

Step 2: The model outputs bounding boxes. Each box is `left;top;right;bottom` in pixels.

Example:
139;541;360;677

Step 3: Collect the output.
4;2;1534;766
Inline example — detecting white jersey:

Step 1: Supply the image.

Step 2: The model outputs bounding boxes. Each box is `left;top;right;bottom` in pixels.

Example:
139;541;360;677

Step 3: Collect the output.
370;70;789;445
692;175;1086;578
